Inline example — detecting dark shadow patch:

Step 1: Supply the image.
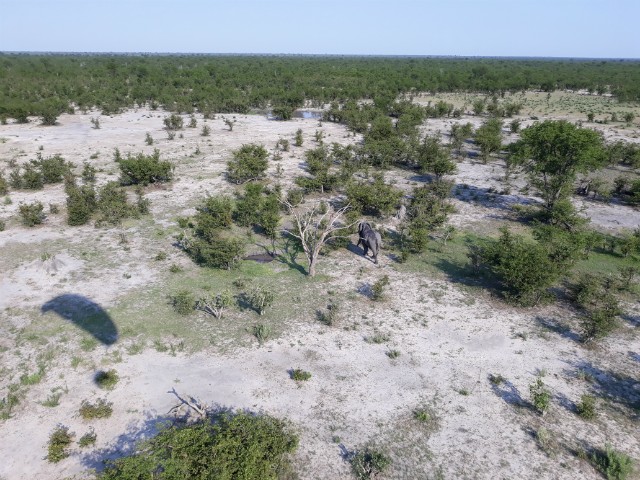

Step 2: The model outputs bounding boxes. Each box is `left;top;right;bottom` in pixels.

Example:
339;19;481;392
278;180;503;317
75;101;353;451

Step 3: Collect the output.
490;378;525;406
568;360;640;420
41;294;117;345
620;313;640;327
534;316;580;343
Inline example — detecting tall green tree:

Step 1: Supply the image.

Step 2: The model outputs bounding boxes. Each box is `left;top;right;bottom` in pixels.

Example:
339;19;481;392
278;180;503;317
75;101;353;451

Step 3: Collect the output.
510;120;605;225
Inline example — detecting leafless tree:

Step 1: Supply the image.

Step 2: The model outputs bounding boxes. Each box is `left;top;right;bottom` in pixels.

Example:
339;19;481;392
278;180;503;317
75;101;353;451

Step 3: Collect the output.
282;200;354;277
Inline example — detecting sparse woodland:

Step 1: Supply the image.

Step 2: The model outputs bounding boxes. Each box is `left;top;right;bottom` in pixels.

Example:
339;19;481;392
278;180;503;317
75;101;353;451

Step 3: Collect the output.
0;55;639;480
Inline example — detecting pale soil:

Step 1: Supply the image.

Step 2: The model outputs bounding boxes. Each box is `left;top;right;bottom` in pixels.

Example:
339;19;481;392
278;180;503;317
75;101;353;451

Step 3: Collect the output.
0;98;638;480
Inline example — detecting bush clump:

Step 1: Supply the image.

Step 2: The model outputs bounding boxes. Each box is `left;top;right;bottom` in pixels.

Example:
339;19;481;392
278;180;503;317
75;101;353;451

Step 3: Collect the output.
346;174;402;217
100;411;298;480
351;446;392;480
118;149;173;186
94;369;119;390
19;201;45;226
46;425;74;463
591;444;635;480
79;398;113;419
172;290;195;315
227;144;269;184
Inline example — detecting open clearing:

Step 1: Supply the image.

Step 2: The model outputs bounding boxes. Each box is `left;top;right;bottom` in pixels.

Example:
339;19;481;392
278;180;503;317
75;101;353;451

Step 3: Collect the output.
0;93;639;479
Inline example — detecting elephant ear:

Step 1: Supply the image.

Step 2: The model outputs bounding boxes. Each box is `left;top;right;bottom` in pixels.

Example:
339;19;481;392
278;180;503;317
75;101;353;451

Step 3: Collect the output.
375;232;382;248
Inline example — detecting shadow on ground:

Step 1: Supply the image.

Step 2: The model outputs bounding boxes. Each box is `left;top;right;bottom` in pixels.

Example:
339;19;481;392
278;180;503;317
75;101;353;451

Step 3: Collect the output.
41;294;118;345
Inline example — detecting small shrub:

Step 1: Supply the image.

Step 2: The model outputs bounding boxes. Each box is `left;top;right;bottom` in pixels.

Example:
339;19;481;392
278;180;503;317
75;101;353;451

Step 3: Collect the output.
78;428;97;448
576;394;597;420
294;128;304;146
318;302;339;326
40;390;62;407
536;427;557;457
371;275;390;301
163;114;183;130
591;444;635;480
145;132;153;145
196;290;233;319
169;263;183;273
66;184;97;226
118;149;172;186
188;115;197;128
94;369;119;390
489;373;505;385
172;290;195;315
154;251;167;261
0;172;9;195
46;425;74;463
227;144;269;184
252;324;272;346
249;286;274;315
90;117;100;129
290;369;312;381
0;220;5;231
286;188;304;206
0;393;19;420
529;376;551;415
19;201;45;226
201;124;211;136
366;331;390;344
386;349;401;359
49;203;59;214
79;398;113;419
351;446;391;480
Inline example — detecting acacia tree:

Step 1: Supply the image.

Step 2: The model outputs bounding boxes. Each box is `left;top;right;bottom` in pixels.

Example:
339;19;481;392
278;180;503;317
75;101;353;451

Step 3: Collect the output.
510;120;605;225
282;201;353;276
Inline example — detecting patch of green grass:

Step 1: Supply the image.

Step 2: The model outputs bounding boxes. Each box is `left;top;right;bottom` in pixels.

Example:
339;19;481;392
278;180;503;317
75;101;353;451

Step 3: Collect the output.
20;366;45;385
41;391;63;407
386;349;401;359
80;337;99;352
79;398;113;419
78;428;97;448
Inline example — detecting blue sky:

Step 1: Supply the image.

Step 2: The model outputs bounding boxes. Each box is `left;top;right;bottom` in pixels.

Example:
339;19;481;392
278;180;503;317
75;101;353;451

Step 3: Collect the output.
1;0;638;58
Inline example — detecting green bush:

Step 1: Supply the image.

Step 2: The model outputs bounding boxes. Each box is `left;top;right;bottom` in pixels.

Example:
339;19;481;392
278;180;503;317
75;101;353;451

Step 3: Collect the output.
187;236;245;270
78;428;97;448
79;398;113;419
290;369;311;381
163;113;184;130
118;149;173;186
95;369;119;390
249;286;275;315
591;444;635;480
576;394;596;420
351;446;391;480
529;377;551;415
20;164;44;189
479;227;566;306
195;195;234;231
346;174;402;217
19;201;45;226
46;425;74;463
0;172;8;195
371;275;390;301
100;411;298;480
172;290;195;315
571;274;621;342
66;184;97;225
227;144;269;184
36;154;73;184
95;182;139;225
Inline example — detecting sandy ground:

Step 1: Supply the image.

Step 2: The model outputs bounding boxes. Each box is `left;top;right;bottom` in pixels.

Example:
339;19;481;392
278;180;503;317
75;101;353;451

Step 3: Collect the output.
0;101;638;480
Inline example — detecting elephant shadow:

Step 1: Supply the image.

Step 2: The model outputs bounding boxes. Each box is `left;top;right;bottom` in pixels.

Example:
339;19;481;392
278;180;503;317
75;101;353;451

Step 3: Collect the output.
41;294;118;345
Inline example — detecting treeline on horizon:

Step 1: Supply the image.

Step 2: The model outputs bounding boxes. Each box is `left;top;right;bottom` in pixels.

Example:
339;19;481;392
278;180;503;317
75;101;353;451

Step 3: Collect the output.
1;54;639;120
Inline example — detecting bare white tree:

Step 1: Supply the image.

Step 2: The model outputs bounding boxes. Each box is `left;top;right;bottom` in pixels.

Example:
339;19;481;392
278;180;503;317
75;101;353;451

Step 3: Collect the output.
282;200;354;277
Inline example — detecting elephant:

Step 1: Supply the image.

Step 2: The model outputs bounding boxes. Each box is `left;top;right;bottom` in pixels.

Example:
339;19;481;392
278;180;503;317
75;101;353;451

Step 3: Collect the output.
357;221;382;264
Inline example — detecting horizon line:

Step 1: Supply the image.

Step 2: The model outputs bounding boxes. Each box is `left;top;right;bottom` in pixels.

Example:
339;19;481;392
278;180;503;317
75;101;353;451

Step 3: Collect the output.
1;51;639;61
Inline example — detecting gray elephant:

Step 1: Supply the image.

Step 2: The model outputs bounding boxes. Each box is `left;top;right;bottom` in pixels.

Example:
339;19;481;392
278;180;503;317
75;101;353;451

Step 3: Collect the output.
357;222;382;264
